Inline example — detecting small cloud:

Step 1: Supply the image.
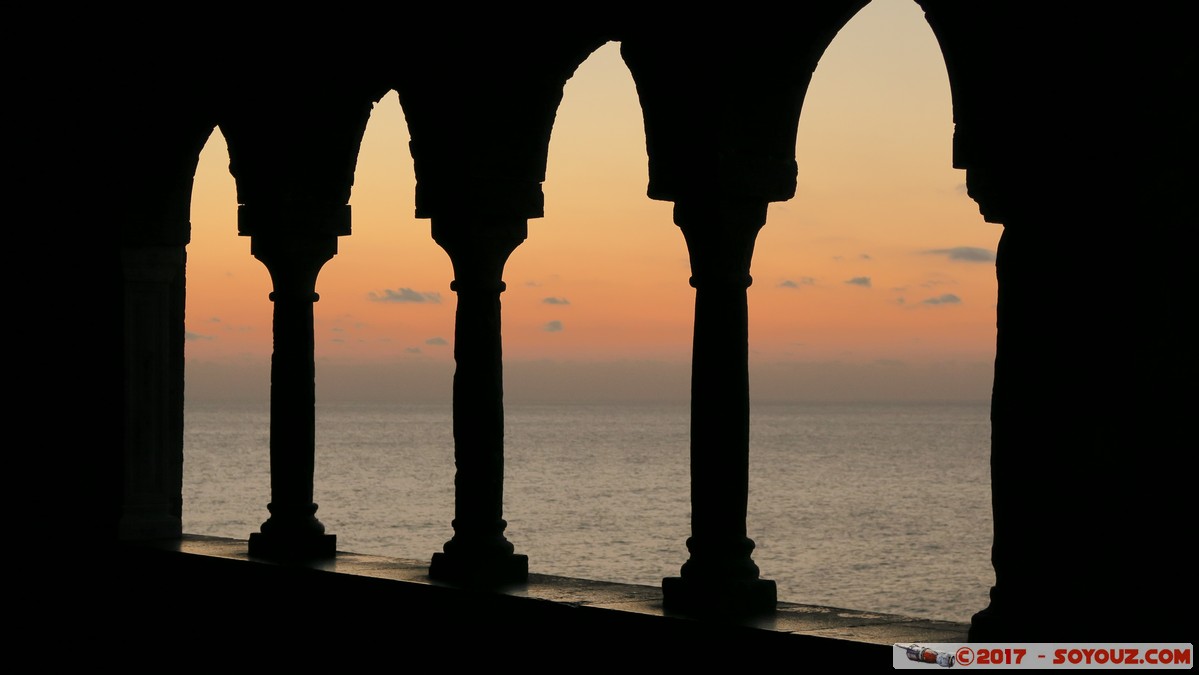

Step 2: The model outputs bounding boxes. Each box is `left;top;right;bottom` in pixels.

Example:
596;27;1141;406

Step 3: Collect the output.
331;338;346;343
860;253;872;260
926;247;995;263
897;297;906;305
525;280;542;287
332;327;345;333
208;317;221;323
544;320;564;332
779;277;816;289
425;337;448;346
955;183;969;194
185;331;214;341
845;277;872;288
542;297;570;305
368;288;442;303
922;293;962;305
406;347;422;353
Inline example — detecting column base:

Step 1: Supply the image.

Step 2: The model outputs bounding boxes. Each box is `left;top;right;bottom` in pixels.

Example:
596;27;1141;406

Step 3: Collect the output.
248;532;337;560
662;576;777;616
429;551;529;587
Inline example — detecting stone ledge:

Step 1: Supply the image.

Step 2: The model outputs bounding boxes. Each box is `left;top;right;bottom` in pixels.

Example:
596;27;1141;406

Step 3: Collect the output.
111;533;967;663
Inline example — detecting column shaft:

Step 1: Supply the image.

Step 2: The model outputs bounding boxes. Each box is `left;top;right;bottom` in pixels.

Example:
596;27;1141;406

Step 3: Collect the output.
429;218;529;585
247;234;337;559
448;284;509;544
663;200;776;615
688;282;753;570
267;290;317;508
120;246;186;540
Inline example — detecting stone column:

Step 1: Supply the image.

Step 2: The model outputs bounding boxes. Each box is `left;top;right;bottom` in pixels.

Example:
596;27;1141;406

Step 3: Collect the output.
428;217;529;586
121;245;186;540
663;199;776;615
246;227;339;559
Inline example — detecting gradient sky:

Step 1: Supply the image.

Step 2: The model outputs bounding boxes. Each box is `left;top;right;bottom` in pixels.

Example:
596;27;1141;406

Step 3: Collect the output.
184;0;1001;403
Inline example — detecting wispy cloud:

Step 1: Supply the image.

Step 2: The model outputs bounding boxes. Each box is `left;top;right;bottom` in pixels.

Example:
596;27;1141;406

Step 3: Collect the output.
544;320;563;332
925;247;995;263
542;297;570;305
779;277;816;289
845;276;872;288
185;331;214;341
425;337;448;346
368;288;442;304
922;293;962;305
406;347;422;354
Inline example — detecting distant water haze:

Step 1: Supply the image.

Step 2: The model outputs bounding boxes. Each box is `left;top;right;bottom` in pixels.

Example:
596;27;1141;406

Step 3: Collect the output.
185;358;995;404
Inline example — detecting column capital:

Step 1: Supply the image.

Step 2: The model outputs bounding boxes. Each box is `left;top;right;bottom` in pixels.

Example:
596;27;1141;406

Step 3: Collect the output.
121;245;186;284
432;217;528;288
674;199;767;290
249;233;338;300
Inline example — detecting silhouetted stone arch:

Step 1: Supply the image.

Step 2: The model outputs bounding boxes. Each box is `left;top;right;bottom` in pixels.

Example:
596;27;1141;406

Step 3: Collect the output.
620;3;871;614
391;29;609;584
393;30;609;221
114;6;1191;642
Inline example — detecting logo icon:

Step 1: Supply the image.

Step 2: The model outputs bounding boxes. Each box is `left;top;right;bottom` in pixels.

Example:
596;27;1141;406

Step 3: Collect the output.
895;643;957;668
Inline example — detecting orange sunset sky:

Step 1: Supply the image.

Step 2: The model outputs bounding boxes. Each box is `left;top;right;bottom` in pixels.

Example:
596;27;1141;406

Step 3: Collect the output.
184;0;1001;403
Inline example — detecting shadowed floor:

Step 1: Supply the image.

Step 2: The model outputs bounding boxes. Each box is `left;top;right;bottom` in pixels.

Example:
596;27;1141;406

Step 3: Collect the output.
109;535;966;664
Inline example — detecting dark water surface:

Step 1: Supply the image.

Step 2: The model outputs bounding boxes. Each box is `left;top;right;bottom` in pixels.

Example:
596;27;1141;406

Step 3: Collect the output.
185;400;993;622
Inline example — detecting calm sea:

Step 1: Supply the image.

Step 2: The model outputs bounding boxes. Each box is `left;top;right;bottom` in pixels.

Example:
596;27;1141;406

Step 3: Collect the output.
184;400;993;623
